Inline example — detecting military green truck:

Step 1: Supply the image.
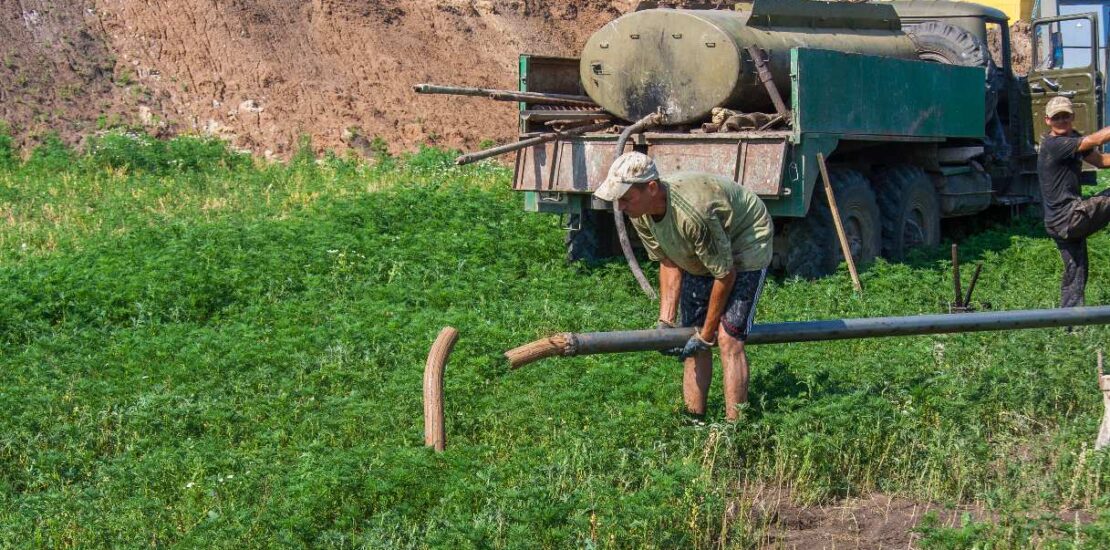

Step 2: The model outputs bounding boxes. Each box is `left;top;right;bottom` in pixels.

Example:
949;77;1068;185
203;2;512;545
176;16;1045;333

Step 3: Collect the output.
484;0;1107;277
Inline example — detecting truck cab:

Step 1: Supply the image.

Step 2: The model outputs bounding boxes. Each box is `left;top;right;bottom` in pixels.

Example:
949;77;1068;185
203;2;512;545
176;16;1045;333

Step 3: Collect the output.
1031;10;1105;142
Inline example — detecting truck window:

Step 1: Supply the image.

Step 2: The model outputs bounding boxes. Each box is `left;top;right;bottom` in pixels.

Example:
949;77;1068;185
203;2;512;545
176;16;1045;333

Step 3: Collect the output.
1035;19;1094;69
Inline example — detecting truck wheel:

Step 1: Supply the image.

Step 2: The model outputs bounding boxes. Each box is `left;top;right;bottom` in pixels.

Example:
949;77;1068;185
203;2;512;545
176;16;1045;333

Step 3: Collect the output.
566;210;617;263
873;165;941;260
785;169;881;279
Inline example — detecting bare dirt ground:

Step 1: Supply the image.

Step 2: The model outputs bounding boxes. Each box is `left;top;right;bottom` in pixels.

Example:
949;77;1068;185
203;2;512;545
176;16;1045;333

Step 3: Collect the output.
750;490;982;549
746;487;1091;549
2;0;633;155
2;1;1035;157
0;1;144;149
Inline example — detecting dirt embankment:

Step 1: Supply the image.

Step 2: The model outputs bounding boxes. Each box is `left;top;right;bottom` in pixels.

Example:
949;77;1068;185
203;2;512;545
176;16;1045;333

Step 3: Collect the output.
2;1;1034;157
0;1;146;149
2;0;632;156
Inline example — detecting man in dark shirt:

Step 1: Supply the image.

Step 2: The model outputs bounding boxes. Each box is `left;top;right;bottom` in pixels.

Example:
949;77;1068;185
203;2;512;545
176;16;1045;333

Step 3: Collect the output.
1038;96;1110;307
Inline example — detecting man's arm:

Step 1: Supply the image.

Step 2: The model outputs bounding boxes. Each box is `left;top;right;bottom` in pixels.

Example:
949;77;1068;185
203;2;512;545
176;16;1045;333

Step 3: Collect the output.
658;259;682;326
1078;126;1110;153
699;268;737;343
1085;149;1110;168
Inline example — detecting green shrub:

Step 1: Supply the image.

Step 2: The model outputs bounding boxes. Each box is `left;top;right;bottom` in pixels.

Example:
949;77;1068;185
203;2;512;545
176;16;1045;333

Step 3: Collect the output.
163;134;251;172
83;131;250;174
0;121;17;170
290;134;317;169
23;132;75;172
401;145;457;176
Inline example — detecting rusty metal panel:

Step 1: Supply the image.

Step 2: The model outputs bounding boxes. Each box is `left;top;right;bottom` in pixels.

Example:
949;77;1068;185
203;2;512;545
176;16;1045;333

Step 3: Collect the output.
646;136;787;197
551;140;622;192
514;138;624;192
648;142;739;178
513;133;787;196
512;142;556;191
737;139;787;196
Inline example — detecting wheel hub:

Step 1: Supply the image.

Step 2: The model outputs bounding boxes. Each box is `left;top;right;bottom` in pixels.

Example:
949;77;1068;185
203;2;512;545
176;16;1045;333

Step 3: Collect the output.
845;217;864;261
903;208;927;250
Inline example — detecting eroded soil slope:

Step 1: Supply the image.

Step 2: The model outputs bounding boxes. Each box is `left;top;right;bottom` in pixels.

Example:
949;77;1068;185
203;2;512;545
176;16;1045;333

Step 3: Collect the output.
4;1;1035;156
3;0;631;155
0;1;147;148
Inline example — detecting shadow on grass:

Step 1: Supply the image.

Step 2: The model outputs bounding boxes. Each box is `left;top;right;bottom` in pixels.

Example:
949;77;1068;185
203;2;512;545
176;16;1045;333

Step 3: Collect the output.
900;207;1046;269
745;362;848;418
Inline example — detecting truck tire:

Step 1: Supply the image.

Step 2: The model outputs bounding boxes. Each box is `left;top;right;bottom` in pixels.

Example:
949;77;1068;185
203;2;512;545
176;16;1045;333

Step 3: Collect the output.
566;209;617;263
873;165;941;260
785;169;881;279
905;20;989;66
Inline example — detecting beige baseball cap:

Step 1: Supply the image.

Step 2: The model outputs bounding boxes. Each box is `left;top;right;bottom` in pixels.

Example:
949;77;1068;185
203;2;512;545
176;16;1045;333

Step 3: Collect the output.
593;152;660;202
1046;96;1074;118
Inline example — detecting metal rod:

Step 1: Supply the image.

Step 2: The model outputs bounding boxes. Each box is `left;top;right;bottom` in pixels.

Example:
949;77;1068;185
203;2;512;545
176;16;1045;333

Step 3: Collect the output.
545;118;611;129
488;91;598;107
454;122;612;165
817;153;862;293
964;263;983;306
413;84;598;106
563;305;1110;356
952;244;964;309
744;46;791;121
527;112;612;124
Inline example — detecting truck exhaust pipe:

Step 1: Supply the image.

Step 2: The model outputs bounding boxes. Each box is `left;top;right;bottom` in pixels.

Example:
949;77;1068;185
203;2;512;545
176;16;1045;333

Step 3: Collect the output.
506;306;1110;369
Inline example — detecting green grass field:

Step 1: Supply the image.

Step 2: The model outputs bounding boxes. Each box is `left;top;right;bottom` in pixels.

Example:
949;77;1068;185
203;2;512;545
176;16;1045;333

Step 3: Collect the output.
3;133;1110;547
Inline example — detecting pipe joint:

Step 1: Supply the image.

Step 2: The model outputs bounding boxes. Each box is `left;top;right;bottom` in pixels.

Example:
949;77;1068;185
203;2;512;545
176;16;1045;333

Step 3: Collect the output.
561;333;579;357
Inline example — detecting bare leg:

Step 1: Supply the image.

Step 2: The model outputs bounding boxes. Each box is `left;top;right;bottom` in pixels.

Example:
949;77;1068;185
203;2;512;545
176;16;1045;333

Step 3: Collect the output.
719;330;749;422
683;349;712;415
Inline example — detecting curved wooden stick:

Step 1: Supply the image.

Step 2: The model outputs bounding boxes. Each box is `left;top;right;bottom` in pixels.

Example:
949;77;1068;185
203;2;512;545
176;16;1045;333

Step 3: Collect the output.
424;327;459;452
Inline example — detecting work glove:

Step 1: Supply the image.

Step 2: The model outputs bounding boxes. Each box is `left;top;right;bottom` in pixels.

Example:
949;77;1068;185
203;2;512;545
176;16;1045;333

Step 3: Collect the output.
677;331;715;360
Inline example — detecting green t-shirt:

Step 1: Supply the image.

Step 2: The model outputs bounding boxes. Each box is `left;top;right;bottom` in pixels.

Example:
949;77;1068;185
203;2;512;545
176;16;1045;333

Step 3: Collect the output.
630;172;773;277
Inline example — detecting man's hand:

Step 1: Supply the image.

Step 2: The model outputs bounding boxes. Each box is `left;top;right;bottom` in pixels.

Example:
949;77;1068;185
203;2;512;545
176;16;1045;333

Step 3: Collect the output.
678;331;715;360
656;319;683;357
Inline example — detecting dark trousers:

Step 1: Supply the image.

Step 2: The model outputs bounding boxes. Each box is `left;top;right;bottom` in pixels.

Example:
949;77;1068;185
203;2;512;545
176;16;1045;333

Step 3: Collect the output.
1052;189;1110;307
1055;238;1088;308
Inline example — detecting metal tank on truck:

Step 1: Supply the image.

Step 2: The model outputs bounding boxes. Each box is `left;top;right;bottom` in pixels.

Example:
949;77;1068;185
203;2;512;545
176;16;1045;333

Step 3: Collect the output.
416;0;1106;279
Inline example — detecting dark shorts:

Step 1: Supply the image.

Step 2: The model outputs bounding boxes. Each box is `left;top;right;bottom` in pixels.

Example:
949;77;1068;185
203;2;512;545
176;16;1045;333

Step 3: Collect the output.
679;268;767;341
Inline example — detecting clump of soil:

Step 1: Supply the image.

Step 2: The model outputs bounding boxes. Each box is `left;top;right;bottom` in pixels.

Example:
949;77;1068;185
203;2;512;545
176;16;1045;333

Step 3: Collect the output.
1009;20;1033;76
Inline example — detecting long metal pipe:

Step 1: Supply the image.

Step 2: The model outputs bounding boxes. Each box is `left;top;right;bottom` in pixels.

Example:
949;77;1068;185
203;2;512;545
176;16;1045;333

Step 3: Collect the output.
565;306;1110;356
413;84;598;107
455;122;612;165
